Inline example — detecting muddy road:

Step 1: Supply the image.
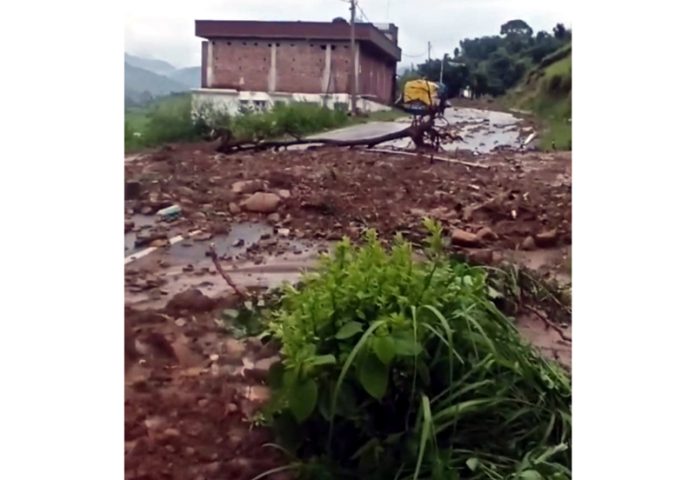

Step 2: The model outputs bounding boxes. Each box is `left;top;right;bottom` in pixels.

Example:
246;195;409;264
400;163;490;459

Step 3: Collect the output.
124;112;571;480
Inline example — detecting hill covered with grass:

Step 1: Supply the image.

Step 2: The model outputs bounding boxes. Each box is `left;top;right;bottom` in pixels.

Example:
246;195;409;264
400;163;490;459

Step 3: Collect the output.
506;44;571;150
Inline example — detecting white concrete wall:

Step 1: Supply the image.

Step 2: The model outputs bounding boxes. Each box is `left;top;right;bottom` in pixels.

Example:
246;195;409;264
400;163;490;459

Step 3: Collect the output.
191;88;391;119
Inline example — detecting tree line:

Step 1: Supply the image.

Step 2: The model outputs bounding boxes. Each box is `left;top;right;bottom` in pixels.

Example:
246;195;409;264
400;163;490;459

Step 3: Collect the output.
401;20;571;98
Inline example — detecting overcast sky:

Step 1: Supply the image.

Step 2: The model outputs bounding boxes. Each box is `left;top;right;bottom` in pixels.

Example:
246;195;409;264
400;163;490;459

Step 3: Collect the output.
125;0;572;68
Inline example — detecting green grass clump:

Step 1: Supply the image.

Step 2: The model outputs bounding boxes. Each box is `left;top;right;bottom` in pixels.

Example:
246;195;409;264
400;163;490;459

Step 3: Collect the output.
230;102;351;142
125;94;209;152
263;220;571;480
125;95;407;152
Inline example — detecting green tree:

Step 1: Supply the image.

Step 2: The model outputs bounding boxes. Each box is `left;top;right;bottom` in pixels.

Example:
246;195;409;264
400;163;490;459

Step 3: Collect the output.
553;23;569;40
500;19;533;37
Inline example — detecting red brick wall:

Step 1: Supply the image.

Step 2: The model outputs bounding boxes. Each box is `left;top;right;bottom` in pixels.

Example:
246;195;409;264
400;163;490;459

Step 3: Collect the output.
208;37;393;102
209;39;271;90
359;47;395;104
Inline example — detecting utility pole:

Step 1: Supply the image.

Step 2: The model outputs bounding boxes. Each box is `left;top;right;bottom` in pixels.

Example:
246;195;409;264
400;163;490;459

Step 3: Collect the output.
349;0;357;115
427;41;431;61
439;54;446;83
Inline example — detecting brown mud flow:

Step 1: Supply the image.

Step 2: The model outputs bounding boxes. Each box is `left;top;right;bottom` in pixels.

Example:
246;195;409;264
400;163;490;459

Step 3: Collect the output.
125;142;571;480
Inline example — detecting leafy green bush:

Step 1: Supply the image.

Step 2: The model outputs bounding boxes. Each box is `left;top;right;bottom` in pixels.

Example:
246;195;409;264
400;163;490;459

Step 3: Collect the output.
229;102;350;142
264;220;571;480
144;94;201;144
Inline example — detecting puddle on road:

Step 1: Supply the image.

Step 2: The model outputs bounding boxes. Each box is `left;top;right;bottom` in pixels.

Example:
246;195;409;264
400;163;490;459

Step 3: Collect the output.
125;221;330;309
167;223;274;263
126;239;326;310
383;107;526;154
125;214;158;256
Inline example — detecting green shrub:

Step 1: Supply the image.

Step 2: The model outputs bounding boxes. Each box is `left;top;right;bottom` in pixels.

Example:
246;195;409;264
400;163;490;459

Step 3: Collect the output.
228;102;350;142
143;94;200;144
264;220;571;480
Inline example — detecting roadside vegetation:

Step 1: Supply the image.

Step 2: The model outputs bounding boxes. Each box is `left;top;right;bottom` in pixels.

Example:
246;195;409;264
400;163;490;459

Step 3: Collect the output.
505;45;571;150
125;93;405;153
405;20;570;99
259;220;571;479
402;19;571;151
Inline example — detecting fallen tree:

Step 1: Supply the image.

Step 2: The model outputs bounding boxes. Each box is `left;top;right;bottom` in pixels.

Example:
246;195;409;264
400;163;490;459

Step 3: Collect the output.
213;110;462;154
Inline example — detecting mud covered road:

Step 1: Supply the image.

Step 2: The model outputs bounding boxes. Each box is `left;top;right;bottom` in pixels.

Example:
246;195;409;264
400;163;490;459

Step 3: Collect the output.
124;139;571;480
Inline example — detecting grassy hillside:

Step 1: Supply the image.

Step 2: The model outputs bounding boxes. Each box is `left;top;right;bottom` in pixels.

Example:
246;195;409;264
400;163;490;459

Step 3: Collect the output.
506;44;571;150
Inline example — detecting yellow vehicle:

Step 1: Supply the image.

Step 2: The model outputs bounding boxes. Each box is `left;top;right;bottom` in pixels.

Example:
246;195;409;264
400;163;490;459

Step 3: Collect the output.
396;79;448;115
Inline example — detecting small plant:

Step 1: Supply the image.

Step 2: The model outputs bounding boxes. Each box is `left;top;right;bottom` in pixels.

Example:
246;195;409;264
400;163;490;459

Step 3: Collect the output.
263;220;571;479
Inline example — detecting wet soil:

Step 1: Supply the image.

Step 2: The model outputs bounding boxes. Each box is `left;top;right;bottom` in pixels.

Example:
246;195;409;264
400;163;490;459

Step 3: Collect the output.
124;143;571;479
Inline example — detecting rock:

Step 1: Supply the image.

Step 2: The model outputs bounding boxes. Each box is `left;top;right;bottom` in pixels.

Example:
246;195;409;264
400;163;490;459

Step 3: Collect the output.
125;220;135;233
277;189;292;199
228;202;241;214
166;288;216;312
535;229;558;247
522;236;536;250
476;226;498;241
191;211;207;221
232;180;265;194
260;232;271;240
125;181;141;200
194;232;214;241
245;356;280;382
140;205;153;215
241;192;282;213
277;228;290;238
451;229;481;247
465;249;494;264
462;206;475;221
232;238;244;247
150;239;169;248
267;212;281;223
225;338;245;359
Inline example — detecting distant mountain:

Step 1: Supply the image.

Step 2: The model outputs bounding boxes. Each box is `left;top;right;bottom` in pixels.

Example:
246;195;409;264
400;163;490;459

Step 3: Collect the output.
167;66;201;89
125;62;188;97
125;53;177;76
124;54;202;106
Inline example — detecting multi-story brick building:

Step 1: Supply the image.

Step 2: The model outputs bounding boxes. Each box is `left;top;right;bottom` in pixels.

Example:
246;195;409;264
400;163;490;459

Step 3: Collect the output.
192;19;401;116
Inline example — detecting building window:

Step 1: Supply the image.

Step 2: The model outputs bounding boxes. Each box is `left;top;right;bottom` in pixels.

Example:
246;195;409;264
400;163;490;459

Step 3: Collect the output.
226;41;231;46
276;42;280;47
321;45;327;50
254;42;258;46
331;45;336;50
242;41;247;46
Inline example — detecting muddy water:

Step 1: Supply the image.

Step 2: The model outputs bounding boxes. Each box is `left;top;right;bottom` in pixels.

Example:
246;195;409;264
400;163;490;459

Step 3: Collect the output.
167;223;274;262
382;107;526;153
124;214;159;256
125;221;329;309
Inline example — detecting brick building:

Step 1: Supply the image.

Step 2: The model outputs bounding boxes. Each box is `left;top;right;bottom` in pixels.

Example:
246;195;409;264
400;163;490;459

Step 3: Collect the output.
192;19;401;115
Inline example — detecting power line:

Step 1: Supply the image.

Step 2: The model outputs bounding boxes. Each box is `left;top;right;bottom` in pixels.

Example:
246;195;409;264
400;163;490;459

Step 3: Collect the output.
356;2;371;23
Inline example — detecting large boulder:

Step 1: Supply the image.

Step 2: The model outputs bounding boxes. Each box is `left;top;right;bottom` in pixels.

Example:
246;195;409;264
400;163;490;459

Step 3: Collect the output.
232;180;265;194
241;192;282;213
451;229;481;247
